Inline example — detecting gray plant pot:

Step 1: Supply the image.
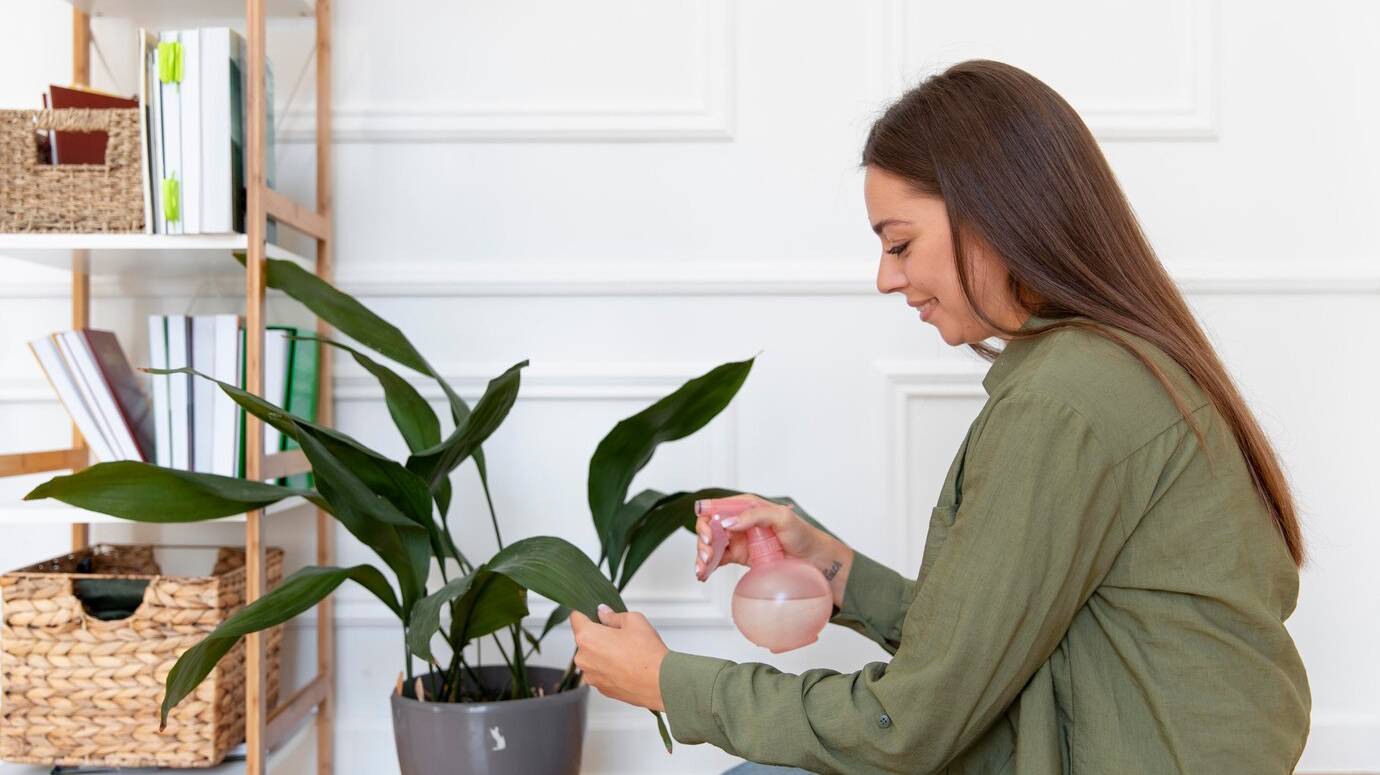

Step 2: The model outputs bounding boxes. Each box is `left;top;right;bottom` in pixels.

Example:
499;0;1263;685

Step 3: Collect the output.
391;666;590;775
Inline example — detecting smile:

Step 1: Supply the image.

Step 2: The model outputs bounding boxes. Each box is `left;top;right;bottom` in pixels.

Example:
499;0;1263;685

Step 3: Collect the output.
909;298;938;321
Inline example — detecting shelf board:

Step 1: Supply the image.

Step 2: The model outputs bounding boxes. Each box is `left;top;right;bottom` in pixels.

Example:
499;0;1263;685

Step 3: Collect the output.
0;495;312;526
62;0;314;26
0;234;312;275
0;707;315;774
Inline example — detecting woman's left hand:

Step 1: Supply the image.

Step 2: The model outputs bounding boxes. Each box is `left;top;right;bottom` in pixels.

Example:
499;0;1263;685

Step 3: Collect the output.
569;604;669;712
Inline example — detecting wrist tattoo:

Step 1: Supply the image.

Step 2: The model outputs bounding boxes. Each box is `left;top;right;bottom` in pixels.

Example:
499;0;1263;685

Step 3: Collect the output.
822;559;842;581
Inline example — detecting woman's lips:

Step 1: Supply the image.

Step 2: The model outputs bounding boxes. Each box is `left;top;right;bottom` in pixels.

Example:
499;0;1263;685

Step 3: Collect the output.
916;298;937;321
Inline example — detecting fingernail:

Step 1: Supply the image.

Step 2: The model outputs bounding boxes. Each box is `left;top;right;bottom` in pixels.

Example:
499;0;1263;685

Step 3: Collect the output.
700;530;711;543
699;549;710;562
721;517;737;528
694;499;705;515
597;603;612;615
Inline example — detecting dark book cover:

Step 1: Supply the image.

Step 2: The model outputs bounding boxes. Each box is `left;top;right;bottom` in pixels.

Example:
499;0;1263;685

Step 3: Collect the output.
79;329;155;462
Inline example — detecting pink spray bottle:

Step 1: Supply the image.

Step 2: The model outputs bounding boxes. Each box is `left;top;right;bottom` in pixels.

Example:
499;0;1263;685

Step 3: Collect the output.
696;500;833;653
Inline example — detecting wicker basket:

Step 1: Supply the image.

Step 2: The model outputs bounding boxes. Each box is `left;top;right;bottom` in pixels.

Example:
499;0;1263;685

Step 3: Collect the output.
0;108;145;232
0;544;284;768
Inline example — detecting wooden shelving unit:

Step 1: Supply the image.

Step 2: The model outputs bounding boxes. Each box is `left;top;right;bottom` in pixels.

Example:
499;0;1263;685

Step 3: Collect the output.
0;2;335;774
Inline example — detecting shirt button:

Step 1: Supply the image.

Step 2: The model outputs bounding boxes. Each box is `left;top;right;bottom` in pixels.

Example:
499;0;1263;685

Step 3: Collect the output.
878;713;892;728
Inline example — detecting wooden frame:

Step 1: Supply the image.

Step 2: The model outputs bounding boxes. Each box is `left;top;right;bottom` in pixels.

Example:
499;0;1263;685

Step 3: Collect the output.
0;3;335;773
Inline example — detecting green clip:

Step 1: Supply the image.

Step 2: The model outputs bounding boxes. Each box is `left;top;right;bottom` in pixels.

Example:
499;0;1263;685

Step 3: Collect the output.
157;41;183;84
162;177;180;223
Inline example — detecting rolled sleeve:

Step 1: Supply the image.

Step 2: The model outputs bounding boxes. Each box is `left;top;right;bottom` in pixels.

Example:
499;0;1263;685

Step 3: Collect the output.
828;549;915;655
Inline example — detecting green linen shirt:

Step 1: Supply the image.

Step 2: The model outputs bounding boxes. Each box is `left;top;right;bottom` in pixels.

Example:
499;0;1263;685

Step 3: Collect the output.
659;313;1311;774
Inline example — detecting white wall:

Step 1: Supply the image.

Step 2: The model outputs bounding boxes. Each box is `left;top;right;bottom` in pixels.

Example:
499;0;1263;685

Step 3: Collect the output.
2;1;1377;773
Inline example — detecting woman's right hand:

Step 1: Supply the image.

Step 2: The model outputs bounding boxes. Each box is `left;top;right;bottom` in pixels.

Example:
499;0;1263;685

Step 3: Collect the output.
693;493;828;579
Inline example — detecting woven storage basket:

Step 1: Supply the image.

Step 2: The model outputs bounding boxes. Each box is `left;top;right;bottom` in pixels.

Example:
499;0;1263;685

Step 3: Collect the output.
0;108;145;232
0;544;284;768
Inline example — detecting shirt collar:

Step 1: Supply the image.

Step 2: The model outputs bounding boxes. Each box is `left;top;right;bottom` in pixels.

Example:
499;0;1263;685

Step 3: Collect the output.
981;312;1072;395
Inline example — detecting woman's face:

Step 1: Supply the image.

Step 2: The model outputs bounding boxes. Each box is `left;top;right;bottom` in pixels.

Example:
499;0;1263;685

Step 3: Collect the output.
864;164;1029;345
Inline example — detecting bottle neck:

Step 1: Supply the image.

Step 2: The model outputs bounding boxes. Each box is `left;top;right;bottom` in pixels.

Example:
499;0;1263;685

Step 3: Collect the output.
746;526;785;565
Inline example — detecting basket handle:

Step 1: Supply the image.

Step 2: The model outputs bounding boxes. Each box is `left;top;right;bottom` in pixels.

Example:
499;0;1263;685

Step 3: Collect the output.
72;578;150;622
1;109;123;171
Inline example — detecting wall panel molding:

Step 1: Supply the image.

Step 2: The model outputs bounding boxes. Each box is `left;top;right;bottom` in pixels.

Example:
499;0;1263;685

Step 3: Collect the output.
877;362;988;571
871;0;1220;140
2;258;1376;299
280;0;735;143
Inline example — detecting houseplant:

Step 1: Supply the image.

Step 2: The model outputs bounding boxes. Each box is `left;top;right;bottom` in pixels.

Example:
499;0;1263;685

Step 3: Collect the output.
23;256;803;773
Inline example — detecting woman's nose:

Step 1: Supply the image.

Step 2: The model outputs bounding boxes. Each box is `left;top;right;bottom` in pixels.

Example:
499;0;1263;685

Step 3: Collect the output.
876;257;908;295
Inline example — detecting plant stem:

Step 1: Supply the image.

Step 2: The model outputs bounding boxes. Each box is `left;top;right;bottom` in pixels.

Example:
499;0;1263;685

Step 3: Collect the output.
509;624;528;699
480;477;504;550
558;650;579;692
489;631;522;699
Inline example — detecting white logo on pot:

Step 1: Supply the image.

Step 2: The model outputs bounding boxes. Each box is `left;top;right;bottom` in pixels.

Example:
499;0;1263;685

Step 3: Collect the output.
489;726;506;751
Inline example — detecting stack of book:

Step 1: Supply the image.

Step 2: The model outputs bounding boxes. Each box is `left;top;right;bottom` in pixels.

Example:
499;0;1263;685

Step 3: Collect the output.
29;321;317;485
146;316;317;483
137;26;277;235
28;331;155;464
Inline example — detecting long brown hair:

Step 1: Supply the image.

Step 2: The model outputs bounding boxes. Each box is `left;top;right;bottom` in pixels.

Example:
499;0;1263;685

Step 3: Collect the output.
861;59;1304;567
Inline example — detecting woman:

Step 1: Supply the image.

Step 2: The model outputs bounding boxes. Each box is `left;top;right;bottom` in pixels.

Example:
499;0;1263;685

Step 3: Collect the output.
569;59;1311;774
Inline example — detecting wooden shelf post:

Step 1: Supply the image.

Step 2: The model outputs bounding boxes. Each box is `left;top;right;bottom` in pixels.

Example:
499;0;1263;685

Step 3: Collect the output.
314;1;336;772
244;0;269;771
70;9;91;553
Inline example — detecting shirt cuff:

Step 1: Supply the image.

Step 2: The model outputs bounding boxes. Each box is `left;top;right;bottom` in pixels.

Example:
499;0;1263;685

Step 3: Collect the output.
828;548;912;645
658;649;734;748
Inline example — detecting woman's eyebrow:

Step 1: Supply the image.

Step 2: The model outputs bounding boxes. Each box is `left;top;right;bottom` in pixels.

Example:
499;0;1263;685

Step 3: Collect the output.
871;218;912;236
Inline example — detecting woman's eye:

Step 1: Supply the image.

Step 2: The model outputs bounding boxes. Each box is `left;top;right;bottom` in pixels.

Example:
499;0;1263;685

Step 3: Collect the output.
887;242;909;256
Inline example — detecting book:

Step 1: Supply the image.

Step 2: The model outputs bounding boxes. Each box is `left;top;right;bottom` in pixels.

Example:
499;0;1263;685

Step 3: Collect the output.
210;315;241;477
55;332;125;459
52;331;150;461
147;316;172;467
281;331;318;489
138;30;159;234
180;29;202;234
200;28;238;234
78;330;155;462
158;30;183;235
262;326;291;455
189;315;216;472
47;84;137;165
165;314;192;469
28;336;117;462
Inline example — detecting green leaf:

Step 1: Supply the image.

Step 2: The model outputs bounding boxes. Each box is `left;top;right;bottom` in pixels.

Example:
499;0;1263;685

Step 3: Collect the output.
619;490;842;591
240;254;431;376
295;334;441;453
407;570;527;661
653;709;673;753
540;604;571;641
587;356;755;550
289;421;431;613
236;252;483;520
155;364;440;617
603;488;671;580
618;487;738;589
24;461;312;521
407;360;528;491
159;565;399;727
148;366;396;479
484;536;624;620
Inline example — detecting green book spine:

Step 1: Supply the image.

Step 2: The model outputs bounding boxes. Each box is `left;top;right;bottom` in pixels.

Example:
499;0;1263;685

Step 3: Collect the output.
237;327;246;478
281;329;318;489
